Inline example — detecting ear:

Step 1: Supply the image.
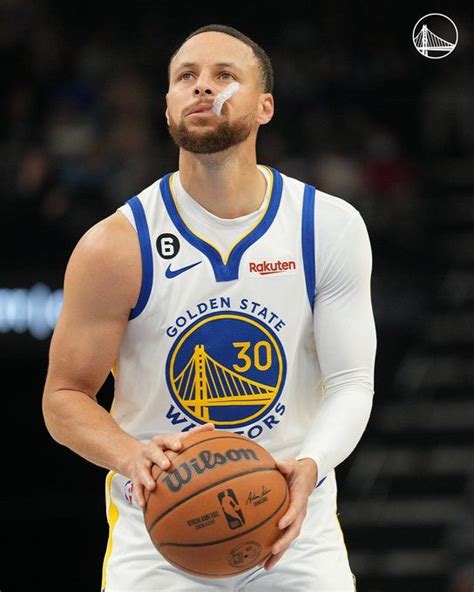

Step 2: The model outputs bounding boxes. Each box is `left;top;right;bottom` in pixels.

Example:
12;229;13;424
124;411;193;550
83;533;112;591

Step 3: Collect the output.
257;93;274;126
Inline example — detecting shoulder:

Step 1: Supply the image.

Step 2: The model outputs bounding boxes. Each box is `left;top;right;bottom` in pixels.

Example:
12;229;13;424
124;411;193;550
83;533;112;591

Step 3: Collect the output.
76;210;140;260
313;188;363;245
278;167;362;232
314;188;360;220
66;211;141;309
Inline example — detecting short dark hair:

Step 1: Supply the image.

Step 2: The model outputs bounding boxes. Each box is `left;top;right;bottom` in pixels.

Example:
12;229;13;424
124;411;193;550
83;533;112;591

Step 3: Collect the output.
168;24;273;93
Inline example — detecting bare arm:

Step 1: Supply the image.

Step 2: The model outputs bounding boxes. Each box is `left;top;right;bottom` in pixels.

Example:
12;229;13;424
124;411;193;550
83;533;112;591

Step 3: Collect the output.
42;212;143;473
42;211;214;507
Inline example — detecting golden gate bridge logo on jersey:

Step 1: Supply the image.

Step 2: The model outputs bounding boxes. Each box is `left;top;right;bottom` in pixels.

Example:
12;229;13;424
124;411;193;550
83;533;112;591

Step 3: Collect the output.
165;311;287;429
248;258;297;276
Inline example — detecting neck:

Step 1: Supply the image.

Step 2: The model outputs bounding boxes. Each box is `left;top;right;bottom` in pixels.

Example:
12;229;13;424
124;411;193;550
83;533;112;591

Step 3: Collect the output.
178;144;266;219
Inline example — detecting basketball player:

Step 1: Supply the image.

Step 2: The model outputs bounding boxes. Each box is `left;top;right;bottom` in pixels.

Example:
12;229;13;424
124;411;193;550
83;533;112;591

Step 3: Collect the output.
42;24;376;591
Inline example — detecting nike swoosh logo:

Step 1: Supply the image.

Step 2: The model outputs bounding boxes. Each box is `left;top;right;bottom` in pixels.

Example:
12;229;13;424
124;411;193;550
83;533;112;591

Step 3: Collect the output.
165;260;202;278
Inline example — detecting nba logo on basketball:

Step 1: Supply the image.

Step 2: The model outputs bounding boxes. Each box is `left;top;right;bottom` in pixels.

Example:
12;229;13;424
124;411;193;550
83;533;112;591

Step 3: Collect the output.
217;488;246;529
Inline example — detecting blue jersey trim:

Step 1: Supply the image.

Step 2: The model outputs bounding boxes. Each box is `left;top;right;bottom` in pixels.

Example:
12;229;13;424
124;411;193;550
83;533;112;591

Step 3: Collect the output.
316;475;327;488
302;184;316;311
127;196;153;320
159;167;284;282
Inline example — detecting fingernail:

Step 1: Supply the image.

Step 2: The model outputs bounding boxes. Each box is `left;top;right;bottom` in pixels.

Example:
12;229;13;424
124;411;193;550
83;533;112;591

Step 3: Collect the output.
279;520;286;529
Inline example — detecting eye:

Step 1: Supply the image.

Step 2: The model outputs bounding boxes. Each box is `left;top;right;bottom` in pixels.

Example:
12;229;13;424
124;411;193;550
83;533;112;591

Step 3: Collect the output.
219;72;235;80
178;72;194;81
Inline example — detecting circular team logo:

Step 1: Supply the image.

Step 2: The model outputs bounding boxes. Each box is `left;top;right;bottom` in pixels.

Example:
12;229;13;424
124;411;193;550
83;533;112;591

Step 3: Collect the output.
412;14;458;59
166;311;286;429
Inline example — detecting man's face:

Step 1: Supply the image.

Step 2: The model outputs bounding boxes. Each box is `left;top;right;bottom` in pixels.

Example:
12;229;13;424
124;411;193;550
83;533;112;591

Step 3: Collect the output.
166;32;273;154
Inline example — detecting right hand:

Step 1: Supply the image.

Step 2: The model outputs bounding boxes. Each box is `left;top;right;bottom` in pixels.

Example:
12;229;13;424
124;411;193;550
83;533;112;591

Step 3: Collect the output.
128;422;215;509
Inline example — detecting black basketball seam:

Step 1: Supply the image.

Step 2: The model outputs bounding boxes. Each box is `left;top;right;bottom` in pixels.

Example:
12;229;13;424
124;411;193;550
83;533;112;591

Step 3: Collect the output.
146;467;282;534
158;486;289;549
144;435;274;509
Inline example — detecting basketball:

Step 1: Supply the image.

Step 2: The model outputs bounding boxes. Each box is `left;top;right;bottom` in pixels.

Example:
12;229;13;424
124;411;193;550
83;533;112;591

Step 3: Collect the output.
143;430;290;578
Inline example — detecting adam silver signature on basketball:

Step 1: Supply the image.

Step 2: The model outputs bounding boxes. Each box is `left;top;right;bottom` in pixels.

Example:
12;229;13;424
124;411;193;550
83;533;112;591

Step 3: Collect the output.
43;23;376;592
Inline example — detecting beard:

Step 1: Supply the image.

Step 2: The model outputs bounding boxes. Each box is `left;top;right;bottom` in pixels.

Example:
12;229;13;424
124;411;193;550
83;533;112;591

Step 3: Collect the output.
168;111;255;154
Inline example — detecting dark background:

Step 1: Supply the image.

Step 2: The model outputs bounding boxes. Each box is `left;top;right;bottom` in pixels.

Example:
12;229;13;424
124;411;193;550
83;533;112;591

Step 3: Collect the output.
1;0;473;590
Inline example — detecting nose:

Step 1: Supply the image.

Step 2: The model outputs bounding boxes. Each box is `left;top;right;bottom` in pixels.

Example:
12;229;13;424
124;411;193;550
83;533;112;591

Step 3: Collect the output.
193;72;215;97
193;85;213;96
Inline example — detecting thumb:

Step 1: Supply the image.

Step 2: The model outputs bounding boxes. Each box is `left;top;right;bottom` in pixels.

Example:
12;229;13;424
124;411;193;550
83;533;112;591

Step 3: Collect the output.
275;458;292;473
189;422;215;433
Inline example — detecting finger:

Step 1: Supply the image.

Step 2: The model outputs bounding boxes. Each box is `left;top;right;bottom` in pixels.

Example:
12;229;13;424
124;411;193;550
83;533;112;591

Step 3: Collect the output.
133;481;146;509
258;552;272;567
176;423;215;443
278;496;306;529
160;435;184;452
144;445;172;471
138;461;158;490
272;517;303;555
263;548;285;571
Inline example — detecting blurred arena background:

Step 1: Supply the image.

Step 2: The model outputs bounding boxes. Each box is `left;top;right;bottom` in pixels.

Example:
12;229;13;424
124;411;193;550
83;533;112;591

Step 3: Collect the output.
1;1;473;590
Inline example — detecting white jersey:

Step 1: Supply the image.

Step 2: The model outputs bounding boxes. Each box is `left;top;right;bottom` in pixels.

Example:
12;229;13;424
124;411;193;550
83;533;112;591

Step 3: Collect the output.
101;164;373;591
112;164;375;487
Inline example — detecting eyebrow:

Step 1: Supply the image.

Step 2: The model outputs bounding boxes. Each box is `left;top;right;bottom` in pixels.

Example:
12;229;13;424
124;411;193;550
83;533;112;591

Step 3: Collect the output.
175;61;241;71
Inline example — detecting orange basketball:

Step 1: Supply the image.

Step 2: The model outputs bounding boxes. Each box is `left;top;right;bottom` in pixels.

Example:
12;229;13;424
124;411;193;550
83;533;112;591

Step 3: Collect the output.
143;430;290;578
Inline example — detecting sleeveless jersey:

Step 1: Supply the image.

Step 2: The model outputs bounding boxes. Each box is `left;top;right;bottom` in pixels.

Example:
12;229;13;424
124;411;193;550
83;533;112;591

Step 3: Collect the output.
113;164;323;472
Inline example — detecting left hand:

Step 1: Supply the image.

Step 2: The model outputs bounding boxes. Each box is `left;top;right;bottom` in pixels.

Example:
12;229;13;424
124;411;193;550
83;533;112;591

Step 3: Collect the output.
259;457;318;571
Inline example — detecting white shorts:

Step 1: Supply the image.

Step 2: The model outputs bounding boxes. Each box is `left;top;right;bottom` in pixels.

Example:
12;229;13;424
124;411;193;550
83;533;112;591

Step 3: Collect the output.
101;469;357;592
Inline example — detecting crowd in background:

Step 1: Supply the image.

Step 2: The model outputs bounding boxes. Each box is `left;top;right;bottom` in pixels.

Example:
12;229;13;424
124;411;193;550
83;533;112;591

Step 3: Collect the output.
2;2;445;261
3;4;473;254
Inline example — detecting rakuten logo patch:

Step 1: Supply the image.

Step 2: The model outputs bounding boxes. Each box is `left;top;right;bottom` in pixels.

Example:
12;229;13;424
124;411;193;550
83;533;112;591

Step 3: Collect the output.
248;259;297;276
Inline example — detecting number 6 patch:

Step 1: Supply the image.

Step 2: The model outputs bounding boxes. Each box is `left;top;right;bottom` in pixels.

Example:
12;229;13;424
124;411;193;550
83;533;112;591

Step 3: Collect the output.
156;233;180;259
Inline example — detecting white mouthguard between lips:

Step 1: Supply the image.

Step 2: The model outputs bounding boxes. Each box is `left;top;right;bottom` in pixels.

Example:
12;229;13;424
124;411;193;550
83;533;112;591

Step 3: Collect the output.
212;82;240;116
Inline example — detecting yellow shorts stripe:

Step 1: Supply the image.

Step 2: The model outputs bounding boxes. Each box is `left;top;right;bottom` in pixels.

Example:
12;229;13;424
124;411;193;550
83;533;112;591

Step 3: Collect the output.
335;501;357;590
101;471;119;592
